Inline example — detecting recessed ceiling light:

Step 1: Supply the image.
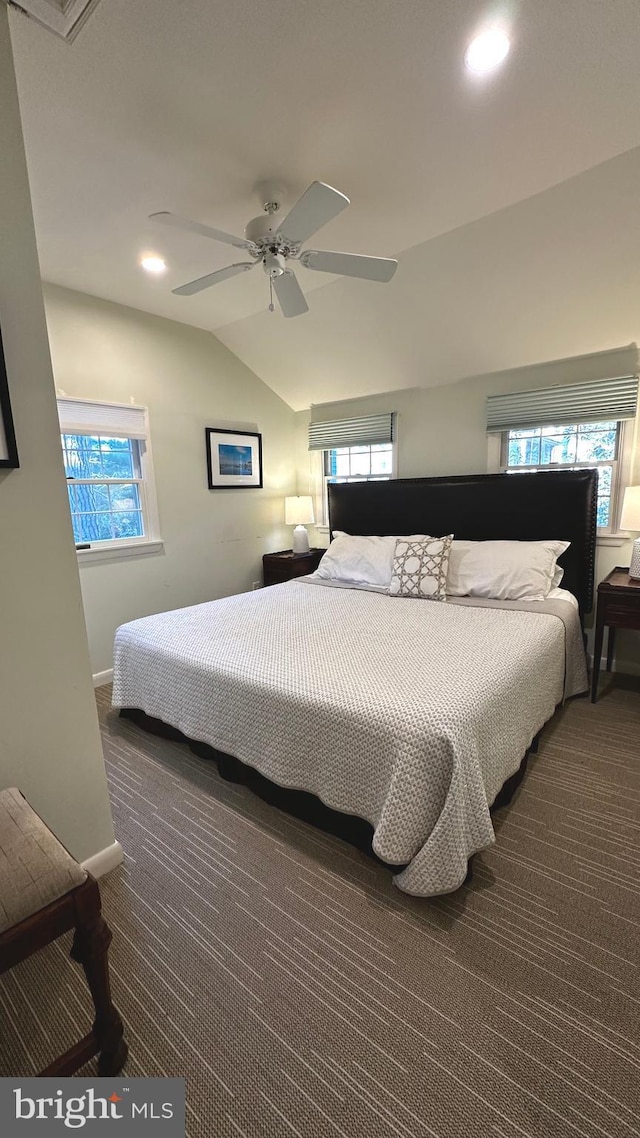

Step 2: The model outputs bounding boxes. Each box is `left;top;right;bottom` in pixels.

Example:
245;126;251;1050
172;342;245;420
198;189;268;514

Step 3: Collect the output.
140;255;167;275
465;29;511;74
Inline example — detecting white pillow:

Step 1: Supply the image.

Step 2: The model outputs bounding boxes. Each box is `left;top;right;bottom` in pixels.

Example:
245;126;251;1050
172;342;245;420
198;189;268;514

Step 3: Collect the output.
446;539;569;602
313;531;429;589
552;563;565;589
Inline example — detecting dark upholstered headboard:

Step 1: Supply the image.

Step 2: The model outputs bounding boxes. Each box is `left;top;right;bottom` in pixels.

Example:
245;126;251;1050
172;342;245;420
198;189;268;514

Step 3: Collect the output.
328;470;598;616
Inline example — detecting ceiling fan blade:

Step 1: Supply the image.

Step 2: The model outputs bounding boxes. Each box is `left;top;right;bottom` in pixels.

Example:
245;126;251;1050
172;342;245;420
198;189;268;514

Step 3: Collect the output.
276;182;350;245
300;249;398;282
172;261;256;296
273;269;309;318
150;211;257;253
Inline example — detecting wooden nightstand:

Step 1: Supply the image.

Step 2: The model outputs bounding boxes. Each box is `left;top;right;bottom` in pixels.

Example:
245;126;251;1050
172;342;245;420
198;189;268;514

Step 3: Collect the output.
262;548;325;586
591;566;640;702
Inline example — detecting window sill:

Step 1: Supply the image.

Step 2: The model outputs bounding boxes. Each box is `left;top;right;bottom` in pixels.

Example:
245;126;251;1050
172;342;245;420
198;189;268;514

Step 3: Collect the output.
596;533;630;547
316;524;330;534
77;539;165;566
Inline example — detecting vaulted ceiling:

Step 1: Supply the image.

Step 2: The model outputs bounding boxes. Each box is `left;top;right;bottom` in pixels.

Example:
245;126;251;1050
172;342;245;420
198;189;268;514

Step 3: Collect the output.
9;0;640;409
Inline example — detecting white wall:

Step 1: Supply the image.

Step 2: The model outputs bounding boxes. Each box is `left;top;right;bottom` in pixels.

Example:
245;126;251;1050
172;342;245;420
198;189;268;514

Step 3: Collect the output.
43;284;297;676
0;8;115;863
297;344;640;669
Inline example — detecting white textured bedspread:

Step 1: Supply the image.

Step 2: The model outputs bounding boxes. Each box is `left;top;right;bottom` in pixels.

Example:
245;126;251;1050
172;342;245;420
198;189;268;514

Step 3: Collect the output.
112;581;587;896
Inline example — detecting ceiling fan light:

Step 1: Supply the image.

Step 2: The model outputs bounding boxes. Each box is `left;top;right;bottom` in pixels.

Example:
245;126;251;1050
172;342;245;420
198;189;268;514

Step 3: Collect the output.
263;251;286;277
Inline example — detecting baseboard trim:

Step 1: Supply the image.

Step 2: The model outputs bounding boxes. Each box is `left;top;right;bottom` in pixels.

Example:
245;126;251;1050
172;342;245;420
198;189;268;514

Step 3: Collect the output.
589;654;640;678
93;668;113;688
81;839;123;878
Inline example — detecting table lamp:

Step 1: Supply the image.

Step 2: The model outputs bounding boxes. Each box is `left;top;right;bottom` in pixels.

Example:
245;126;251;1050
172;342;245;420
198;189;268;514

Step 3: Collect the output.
620;485;640;579
285;495;315;554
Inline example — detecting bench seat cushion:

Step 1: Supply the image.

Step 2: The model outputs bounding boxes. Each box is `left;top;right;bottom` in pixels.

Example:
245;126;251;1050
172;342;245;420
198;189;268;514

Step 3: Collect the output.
0;788;87;933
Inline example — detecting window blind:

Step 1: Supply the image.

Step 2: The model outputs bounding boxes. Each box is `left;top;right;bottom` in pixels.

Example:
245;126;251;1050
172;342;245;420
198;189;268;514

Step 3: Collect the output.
57;398;148;439
308;413;395;451
486;376;638;434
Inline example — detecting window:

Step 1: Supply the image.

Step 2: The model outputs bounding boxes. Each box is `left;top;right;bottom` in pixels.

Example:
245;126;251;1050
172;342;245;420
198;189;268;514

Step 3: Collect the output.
57;399;159;553
308;413;396;525
487;376;638;534
62;434;146;543
324;442;394;481
501;420;622;530
323;442;394;522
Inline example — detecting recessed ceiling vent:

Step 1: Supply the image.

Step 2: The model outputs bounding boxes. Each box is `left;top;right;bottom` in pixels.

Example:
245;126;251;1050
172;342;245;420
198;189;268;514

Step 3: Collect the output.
5;0;102;42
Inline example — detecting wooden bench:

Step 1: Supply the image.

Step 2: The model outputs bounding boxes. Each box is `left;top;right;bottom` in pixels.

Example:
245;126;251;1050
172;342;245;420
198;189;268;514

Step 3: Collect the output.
0;787;127;1076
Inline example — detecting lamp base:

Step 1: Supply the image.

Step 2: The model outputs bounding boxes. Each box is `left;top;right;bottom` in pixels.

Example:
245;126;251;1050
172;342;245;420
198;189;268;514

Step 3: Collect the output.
292;525;310;554
630;537;640;580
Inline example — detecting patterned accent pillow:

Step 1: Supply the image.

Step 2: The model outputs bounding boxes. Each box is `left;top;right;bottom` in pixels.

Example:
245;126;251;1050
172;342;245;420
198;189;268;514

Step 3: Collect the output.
389;535;453;601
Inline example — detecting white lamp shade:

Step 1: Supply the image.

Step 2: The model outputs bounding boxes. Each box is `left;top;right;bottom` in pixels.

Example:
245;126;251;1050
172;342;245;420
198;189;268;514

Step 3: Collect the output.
620;485;640;531
285;495;315;526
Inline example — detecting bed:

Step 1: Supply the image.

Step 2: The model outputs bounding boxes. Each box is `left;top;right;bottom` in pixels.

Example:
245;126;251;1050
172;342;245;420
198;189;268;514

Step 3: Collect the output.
113;469;597;896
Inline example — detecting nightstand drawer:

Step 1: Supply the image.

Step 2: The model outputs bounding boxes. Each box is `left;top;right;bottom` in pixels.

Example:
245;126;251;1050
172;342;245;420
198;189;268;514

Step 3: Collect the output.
266;559;314;584
600;605;640;629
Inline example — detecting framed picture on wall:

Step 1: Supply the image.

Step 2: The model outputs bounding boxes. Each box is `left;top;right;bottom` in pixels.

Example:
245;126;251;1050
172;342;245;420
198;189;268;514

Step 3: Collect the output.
0;327;19;469
205;427;263;489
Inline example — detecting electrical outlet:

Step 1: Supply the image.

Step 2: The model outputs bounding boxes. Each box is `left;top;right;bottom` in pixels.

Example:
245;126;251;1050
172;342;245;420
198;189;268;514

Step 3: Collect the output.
252;581;261;590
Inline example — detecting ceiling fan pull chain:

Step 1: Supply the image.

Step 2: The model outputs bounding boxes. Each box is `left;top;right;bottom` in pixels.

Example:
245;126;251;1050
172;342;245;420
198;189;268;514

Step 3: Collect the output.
269;276;275;312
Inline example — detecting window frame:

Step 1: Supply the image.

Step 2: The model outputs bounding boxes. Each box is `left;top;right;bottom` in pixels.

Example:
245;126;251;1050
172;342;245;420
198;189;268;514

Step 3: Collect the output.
498;420;626;535
57;397;162;562
321;440;396;526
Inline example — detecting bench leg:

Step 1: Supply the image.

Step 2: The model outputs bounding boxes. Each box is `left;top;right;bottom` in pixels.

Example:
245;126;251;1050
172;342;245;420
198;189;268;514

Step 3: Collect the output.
70;880;127;1076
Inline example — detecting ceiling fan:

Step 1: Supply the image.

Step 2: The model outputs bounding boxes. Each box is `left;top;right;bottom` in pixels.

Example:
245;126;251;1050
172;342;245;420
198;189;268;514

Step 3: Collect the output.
149;181;398;318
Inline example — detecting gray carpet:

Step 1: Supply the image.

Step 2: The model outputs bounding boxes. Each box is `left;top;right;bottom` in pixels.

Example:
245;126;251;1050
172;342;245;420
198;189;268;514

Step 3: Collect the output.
2;680;640;1138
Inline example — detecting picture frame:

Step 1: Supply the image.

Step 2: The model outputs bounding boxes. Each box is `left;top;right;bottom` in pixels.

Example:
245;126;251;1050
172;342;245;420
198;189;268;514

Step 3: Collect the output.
0;327;19;470
205;427;263;490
